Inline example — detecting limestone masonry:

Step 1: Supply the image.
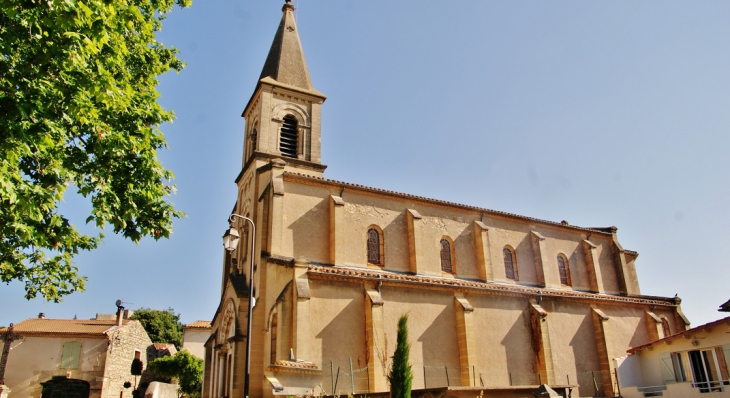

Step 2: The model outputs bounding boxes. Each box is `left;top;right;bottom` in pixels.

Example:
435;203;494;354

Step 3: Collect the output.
204;2;689;397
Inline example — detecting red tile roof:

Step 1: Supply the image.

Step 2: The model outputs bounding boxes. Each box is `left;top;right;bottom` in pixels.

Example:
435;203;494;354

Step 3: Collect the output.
628;315;730;354
0;318;130;338
153;342;176;350
184;320;212;329
306;264;679;307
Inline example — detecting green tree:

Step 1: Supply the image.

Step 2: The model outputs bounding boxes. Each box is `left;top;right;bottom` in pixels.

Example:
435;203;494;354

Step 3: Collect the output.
130;358;143;389
148;350;203;398
0;0;189;302
388;313;413;398
131;308;183;348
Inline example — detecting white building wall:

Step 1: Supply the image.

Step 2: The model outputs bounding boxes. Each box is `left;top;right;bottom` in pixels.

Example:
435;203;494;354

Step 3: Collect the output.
182;329;211;360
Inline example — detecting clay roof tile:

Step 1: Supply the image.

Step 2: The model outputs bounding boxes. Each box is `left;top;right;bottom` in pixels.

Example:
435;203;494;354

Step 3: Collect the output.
185;320;212;329
0;318;129;337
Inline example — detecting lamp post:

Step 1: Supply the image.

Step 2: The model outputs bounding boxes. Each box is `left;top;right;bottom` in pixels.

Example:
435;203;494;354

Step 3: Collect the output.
222;214;256;398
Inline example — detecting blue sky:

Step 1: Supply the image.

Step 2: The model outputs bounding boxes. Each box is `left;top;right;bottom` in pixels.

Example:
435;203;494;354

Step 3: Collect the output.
2;1;729;330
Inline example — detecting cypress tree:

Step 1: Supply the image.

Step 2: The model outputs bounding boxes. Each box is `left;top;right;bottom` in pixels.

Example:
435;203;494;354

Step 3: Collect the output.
388;313;413;398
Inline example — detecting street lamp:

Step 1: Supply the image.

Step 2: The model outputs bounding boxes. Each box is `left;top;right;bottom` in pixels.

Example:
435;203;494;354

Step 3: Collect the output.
222;214;256;398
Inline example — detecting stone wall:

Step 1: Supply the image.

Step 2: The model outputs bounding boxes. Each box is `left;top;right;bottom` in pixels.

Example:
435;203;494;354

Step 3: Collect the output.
103;321;154;398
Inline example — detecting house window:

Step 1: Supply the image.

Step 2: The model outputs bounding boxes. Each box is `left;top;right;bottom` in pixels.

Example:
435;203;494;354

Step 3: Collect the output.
279;115;298;158
270;313;278;364
689;349;723;392
367;227;383;265
440;238;454;273
557;254;571;286
61;342;82;369
503;247;518;280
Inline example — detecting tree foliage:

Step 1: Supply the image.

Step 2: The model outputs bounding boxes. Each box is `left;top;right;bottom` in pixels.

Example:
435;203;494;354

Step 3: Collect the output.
131;358;143;376
131;307;183;348
388;313;413;398
148;350;203;398
0;0;189;302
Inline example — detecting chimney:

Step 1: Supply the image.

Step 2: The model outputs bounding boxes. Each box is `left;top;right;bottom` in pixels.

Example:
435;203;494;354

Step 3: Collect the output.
116;306;124;327
38;312;45;319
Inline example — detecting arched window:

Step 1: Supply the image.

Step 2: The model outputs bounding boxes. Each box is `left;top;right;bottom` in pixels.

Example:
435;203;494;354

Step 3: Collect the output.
661;318;671;338
240;212;251;267
279;115;298;158
367;228;383;265
503;247;517;280
440;238;454;273
270;312;278;363
557;254;571;286
249;128;258;156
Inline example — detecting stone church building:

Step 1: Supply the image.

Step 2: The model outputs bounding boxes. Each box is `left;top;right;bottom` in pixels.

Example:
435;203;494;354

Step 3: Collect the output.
203;2;690;397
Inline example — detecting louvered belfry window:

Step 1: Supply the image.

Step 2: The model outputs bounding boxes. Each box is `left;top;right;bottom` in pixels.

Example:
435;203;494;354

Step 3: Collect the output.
279;116;298;158
440;239;453;273
503;247;516;280
558;255;571;286
367;228;381;265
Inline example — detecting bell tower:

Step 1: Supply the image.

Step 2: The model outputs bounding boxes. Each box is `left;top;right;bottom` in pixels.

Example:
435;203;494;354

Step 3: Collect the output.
241;0;327;176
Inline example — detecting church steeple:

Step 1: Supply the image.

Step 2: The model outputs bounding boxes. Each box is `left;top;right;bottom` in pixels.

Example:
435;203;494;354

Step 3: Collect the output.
259;0;313;91
241;0;326;174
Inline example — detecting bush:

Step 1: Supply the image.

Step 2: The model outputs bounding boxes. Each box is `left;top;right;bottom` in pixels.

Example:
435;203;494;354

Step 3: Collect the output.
148;351;203;398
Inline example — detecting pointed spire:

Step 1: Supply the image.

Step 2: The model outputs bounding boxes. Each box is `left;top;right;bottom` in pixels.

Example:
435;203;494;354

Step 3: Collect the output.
259;0;314;90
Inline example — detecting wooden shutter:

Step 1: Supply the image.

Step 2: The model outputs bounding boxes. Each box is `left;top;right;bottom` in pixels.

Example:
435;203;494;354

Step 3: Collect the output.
715;346;729;380
61;342;81;369
660;353;676;383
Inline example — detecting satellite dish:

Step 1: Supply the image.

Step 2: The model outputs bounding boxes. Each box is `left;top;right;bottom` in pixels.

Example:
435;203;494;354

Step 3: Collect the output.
115;299;123;308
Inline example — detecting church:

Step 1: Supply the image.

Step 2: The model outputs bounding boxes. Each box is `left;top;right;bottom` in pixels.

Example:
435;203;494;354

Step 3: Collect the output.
203;2;690;397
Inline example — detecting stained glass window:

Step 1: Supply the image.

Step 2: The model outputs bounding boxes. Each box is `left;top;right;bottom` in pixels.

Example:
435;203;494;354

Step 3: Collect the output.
558;255;571;286
367;228;381;265
503;247;516;280
440;239;453;273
